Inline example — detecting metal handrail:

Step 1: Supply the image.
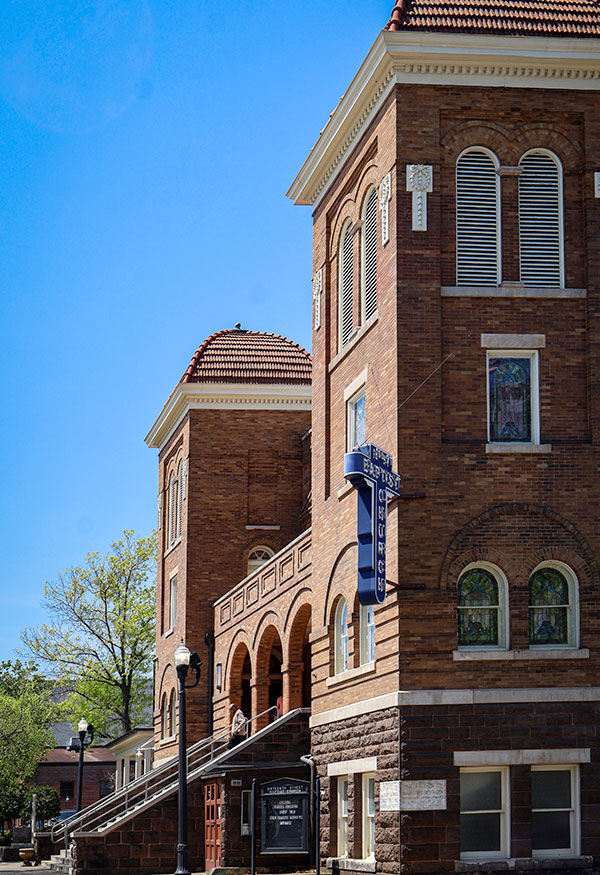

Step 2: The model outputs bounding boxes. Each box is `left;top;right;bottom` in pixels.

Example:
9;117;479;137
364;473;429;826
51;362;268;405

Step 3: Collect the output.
52;705;280;843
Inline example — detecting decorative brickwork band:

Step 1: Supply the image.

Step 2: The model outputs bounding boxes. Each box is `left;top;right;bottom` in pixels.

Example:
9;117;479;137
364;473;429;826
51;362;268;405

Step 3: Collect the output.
406;164;433;231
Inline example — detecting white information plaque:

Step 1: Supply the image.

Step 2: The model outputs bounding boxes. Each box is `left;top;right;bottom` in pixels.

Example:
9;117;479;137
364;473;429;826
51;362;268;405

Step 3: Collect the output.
379;781;401;811
401;780;447;810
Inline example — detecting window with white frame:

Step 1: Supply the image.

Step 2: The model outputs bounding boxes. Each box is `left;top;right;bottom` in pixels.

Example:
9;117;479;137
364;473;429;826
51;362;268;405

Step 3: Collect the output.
339;221;354;348
456;147;501;286
529;562;578;648
362;773;375;859
161;694;168;739
460;768;510;860
519;150;564;288
531;766;580;857
167;463;183;548
168;688;176;738
347;389;366;451
337;776;349;857
334;598;349;675
168;574;177;632
362;188;378;322
487;350;539;444
359;604;375;664
241;790;252;836
457;564;508;649
247;545;274;576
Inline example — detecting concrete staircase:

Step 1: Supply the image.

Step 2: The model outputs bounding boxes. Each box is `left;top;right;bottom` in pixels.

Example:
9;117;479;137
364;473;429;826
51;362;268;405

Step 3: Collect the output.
46;848;72;874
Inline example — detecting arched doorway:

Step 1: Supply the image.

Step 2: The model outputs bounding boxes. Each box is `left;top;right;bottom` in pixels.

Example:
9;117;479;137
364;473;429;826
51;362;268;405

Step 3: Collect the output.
287;603;312;712
255;625;283;730
228;642;252;721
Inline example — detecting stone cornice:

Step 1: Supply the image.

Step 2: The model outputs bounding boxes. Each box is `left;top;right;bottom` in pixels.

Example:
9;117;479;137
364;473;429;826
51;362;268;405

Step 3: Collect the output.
145;383;312;450
287;30;600;208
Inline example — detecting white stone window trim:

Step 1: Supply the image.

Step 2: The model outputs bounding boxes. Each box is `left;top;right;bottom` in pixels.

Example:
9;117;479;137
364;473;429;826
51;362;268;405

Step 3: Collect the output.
457;561;509;652
326;660;375;688
328;757;378;777
453;647;589;661
528;560;580;650
460;766;510;862
531;764;580;858
346;387;366;453
362;773;376;861
518;148;565;289
455;749;590;767
337;775;349;858
334;598;349;676
486;348;540;447
481;333;545;349
442;285;586;299
595;172;600;198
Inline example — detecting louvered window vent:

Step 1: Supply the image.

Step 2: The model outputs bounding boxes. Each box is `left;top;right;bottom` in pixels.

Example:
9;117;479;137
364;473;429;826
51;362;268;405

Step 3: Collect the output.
363;188;378;321
519;151;563;288
456;148;500;285
340;224;354;347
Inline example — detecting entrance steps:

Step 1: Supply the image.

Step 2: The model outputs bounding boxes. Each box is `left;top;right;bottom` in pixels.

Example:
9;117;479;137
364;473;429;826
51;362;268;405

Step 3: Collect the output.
50;709;305;844
46;848;71;874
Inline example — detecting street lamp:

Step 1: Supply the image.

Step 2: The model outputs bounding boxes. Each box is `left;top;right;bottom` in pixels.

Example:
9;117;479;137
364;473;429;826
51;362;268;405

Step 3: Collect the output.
75;718;95;813
174;642;202;875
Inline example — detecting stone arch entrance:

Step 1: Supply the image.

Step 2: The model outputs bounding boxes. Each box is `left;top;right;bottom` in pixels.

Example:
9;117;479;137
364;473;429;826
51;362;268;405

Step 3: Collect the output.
228;641;252;721
254;625;283;730
286;602;312;712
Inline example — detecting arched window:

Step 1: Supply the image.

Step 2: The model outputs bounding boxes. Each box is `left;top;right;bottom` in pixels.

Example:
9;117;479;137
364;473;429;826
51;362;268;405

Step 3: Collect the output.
529;563;578;647
457;564;508;649
334;598;349;674
161;693;168;739
169;689;176;737
359;603;375;665
166;460;185;548
339;221;354;349
247;546;274;576
456;147;501;285
519;149;563;287
361;188;378;322
175;460;183;541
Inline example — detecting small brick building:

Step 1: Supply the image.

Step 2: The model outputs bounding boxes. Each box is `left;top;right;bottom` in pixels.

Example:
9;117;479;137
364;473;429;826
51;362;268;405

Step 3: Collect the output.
34;747;115;814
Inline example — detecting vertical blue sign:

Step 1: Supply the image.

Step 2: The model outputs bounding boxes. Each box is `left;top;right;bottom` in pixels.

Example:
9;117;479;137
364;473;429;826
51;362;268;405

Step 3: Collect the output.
344;444;401;605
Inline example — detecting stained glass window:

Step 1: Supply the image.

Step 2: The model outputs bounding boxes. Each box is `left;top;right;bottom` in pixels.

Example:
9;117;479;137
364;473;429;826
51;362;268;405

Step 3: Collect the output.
347;391;366;450
458;568;500;647
488;357;531;442
529;567;570;646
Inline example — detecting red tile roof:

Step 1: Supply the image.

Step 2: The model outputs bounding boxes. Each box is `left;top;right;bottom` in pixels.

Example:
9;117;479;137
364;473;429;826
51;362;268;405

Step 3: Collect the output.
385;0;600;37
181;328;312;386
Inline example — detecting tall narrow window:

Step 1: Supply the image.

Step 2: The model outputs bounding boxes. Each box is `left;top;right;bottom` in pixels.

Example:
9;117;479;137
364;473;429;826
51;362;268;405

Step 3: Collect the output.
347;389;366;451
334;599;349;675
460;768;509;860
456;148;500;285
337;777;349;857
531;766;579;856
359;604;375;664
169;689;176;738
529;564;577;647
519;150;563;287
362;188;378;322
362;774;375;859
168;574;177;631
339;222;354;348
161;693;168;739
176;461;183;541
487;351;539;444
457;565;507;649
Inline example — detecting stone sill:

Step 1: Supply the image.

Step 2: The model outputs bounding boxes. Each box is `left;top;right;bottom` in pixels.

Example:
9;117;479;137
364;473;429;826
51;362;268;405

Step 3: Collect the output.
326;661;376;687
454;648;589;661
337;481;354;501
163;537;182;558
486;443;552;454
328;312;379;374
326;858;376;872
456;857;593;871
442;285;586;299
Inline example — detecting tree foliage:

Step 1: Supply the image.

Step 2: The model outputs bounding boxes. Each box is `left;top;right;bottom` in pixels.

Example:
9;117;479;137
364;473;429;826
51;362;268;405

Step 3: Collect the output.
22;785;61;825
22;530;156;737
0;661;58;789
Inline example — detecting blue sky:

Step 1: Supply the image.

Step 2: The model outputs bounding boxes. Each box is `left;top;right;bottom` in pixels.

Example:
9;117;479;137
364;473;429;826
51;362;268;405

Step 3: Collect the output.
0;0;391;661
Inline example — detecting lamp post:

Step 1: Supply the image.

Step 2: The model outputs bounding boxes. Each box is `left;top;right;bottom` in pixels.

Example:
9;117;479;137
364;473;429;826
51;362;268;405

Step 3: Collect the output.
174;642;202;875
75;718;95;814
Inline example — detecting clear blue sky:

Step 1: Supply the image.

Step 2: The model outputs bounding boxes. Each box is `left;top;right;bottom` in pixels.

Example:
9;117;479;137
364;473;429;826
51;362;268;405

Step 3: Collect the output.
0;0;391;661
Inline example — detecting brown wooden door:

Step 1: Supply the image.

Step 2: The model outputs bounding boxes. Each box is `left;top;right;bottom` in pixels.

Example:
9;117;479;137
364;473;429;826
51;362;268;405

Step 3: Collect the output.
204;778;222;870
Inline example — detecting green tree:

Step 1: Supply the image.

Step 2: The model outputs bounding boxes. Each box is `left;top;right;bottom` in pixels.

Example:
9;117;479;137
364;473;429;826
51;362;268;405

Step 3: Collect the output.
0;661;58;789
22;530;156;737
22;785;60;827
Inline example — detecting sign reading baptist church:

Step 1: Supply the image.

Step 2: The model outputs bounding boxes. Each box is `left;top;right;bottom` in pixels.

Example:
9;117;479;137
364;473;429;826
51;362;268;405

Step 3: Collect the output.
344;444;401;605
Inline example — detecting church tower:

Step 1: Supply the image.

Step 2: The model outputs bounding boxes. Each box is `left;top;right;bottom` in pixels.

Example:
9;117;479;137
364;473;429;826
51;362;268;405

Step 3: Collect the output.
145;328;311;757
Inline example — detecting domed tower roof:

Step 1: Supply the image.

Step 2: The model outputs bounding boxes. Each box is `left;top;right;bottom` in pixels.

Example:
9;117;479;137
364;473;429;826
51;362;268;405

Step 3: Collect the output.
146;327;312;450
181;328;312;386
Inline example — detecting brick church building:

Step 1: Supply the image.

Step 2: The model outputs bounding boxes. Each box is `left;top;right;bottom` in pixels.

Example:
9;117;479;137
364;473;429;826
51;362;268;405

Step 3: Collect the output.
66;2;600;875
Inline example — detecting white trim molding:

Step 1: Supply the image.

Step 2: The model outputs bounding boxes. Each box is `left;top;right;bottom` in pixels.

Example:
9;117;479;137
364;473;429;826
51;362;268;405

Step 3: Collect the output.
287;31;600;207
595;171;600;197
406;164;433;231
481;333;545;348
327;757;377;776
442;285;586;298
454;748;591;766
145;382;312;450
